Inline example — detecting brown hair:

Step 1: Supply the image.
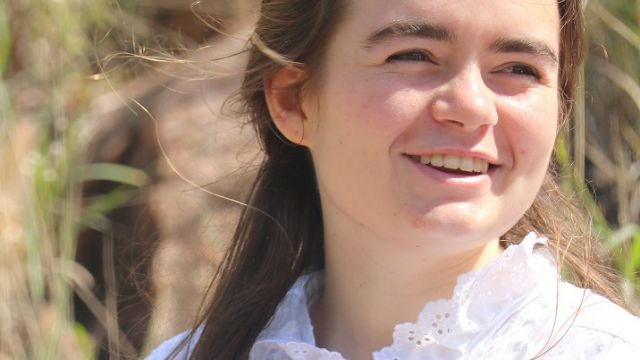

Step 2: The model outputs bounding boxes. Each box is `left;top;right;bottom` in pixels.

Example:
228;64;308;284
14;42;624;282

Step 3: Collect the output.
176;0;621;358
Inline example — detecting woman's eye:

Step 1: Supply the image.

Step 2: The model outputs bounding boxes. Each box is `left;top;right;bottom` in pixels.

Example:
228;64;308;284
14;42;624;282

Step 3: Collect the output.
501;64;540;79
387;50;432;63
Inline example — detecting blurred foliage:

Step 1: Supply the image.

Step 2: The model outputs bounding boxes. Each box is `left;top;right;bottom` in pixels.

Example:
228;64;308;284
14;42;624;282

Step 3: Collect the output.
555;0;640;312
0;0;638;358
584;0;640;310
0;0;148;358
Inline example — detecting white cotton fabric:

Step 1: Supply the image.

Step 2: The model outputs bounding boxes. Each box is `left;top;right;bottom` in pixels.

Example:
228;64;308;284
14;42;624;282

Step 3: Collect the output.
146;233;640;360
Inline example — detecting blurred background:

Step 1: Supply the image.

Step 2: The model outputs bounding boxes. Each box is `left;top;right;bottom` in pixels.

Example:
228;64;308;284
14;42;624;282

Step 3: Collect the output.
0;0;638;358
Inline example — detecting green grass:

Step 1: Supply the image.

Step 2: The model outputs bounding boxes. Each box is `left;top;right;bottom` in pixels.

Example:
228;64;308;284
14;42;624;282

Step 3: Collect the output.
583;0;640;310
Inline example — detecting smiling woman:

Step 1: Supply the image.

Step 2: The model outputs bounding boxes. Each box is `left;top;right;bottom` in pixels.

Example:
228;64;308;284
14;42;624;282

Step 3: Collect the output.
146;0;640;359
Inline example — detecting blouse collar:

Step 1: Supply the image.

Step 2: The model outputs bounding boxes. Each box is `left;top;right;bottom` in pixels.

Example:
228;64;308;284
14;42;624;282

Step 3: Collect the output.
250;233;557;359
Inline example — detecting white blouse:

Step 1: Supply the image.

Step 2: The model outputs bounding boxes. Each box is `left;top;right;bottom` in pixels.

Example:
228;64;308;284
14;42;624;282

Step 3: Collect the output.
147;233;640;359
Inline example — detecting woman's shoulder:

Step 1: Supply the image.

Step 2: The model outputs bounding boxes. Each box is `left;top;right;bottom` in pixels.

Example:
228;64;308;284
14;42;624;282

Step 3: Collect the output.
469;280;640;359
574;289;640;337
144;327;202;360
545;283;640;358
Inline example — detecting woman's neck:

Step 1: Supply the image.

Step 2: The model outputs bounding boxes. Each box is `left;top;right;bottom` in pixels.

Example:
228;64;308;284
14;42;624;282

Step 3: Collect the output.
309;225;503;360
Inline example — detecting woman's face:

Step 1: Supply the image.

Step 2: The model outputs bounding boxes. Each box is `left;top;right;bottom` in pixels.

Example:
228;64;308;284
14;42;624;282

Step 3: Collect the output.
301;0;560;249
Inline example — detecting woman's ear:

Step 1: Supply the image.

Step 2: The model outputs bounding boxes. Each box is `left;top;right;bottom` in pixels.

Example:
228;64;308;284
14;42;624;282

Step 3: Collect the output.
264;66;309;146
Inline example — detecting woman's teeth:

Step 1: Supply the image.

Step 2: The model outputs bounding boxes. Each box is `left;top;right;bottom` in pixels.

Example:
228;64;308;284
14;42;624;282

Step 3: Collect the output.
418;154;489;174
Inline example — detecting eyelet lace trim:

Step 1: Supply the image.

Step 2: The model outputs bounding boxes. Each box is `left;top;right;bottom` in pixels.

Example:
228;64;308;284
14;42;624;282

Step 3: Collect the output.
372;233;554;359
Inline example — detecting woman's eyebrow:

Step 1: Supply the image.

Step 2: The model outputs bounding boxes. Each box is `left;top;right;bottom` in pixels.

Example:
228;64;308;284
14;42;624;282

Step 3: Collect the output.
362;22;559;65
490;37;558;64
363;20;455;50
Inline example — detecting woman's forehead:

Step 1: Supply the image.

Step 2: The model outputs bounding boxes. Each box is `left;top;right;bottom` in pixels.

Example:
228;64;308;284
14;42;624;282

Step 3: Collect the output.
338;0;560;43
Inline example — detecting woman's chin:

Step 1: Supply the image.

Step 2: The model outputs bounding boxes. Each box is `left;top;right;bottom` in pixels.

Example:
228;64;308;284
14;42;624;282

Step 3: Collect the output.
403;206;512;248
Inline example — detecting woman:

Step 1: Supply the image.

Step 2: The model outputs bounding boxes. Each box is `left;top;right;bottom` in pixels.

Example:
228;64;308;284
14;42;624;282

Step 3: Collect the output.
148;0;640;358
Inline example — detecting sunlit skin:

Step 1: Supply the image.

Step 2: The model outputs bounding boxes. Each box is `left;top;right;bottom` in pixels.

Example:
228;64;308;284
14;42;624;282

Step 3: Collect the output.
266;0;560;358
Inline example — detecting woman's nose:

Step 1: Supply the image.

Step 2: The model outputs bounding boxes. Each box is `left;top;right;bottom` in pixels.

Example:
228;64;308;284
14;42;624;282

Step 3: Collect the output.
429;66;498;131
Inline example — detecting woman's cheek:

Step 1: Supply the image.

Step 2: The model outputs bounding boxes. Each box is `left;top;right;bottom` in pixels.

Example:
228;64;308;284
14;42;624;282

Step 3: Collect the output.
503;94;558;144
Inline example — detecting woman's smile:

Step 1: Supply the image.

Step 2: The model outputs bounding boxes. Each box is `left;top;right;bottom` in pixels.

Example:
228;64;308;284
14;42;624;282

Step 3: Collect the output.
402;152;496;186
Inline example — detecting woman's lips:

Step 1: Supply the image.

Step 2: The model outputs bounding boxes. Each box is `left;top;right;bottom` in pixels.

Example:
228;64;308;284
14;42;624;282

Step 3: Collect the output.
407;154;494;175
401;154;499;194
